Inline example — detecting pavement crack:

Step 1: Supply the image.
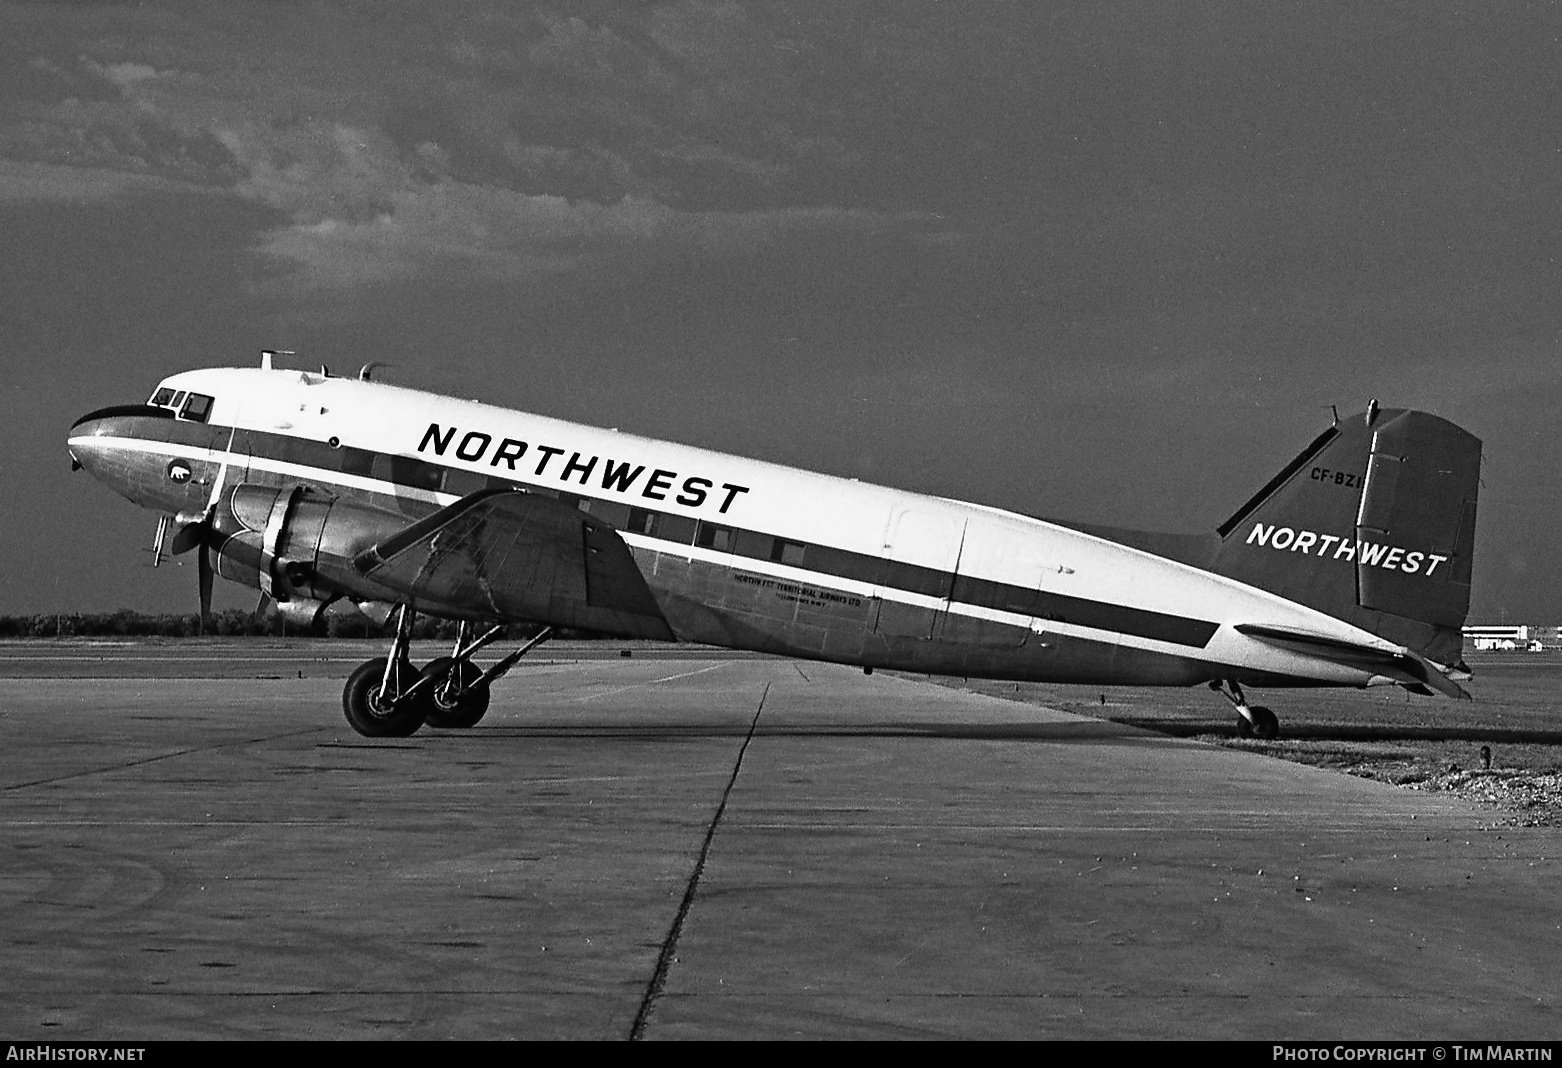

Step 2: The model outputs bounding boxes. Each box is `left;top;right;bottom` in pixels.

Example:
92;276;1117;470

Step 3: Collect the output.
1;727;329;791
630;680;769;1040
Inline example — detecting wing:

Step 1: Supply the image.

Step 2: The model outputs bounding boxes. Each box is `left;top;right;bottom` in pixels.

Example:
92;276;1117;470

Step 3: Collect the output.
353;489;674;639
1234;623;1470;699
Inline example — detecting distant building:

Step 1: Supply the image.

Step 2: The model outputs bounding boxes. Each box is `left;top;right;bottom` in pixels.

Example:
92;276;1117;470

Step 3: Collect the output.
1463;624;1562;651
1528;625;1562;650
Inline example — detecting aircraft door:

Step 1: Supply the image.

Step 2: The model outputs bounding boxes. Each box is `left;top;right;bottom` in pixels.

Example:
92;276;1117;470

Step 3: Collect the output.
945;520;1051;648
872;507;965;641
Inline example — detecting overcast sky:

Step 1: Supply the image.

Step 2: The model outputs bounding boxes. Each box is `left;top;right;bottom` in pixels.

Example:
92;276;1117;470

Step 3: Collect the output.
3;1;1558;623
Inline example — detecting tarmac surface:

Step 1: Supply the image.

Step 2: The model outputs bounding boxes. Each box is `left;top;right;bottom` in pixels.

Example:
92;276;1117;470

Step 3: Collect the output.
1;641;1558;1040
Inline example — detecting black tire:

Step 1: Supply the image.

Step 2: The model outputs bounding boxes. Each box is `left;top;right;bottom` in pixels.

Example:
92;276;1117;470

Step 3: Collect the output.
1251;706;1280;740
420;656;492;729
1236;714;1254;739
343;657;427;738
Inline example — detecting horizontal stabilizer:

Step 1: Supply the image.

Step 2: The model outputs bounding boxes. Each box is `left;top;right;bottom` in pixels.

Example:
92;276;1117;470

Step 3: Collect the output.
1234;623;1470;699
354;489;673;639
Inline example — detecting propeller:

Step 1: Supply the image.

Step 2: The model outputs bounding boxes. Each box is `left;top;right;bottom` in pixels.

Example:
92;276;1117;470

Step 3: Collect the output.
167;517;215;635
168;454;231;636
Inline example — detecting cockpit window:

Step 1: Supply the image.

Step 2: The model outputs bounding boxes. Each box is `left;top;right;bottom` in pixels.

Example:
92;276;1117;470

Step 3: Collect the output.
179;392;214;423
148;385;216;421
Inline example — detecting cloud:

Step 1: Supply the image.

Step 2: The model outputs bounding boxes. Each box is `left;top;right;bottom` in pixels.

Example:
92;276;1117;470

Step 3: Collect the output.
256;176;946;289
2;3;981;291
92;61;164;91
0;158;201;203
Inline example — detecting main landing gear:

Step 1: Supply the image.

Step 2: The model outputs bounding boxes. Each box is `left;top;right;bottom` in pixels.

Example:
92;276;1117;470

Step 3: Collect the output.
340;606;553;738
1211;679;1279;740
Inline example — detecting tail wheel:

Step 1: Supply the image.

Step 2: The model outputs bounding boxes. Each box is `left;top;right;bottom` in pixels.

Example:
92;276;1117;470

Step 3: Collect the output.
420;656;492;729
343;657;427;738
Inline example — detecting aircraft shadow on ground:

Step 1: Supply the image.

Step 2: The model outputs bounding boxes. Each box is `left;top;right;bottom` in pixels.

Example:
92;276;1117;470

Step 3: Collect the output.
1111;718;1562;745
335;720;1165;744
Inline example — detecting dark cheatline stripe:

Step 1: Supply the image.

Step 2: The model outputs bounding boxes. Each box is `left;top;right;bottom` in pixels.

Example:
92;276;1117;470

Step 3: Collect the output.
136;419;1221;649
951;574;1218;647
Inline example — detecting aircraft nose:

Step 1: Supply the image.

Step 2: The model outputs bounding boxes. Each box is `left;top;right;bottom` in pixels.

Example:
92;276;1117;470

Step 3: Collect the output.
67;404;195;512
67;409;117;474
69;405;146;474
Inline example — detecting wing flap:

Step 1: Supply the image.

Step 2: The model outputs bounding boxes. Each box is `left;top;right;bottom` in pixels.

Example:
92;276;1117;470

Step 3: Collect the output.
354;489;673;639
1234;623;1470;699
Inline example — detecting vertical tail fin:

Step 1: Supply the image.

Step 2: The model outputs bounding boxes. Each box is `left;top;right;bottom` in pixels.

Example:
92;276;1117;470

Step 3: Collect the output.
1210;405;1480;664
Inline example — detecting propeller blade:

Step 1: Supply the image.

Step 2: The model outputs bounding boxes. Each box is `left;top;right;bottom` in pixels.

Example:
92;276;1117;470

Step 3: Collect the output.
169;521;204;556
190;446;232;634
198;540;213;636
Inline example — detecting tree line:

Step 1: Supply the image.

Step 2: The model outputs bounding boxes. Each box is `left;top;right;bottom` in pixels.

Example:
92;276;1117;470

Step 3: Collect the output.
0;610;565;641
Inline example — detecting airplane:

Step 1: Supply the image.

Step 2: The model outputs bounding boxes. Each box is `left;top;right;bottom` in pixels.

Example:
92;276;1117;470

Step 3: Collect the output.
66;351;1481;740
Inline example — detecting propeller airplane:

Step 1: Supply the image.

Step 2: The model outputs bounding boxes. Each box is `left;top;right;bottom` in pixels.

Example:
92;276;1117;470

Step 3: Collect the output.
68;352;1481;740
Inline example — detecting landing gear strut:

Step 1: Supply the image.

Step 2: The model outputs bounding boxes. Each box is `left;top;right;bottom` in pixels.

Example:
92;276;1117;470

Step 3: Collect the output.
1211;679;1279;740
342;604;426;738
340;610;554;738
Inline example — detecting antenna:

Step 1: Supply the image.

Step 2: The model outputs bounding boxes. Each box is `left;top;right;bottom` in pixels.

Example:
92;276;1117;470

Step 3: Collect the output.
359;361;391;381
261;349;296;371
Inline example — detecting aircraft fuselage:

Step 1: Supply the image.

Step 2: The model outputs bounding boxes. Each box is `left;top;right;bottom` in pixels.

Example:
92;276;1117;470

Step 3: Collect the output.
67;365;1458;693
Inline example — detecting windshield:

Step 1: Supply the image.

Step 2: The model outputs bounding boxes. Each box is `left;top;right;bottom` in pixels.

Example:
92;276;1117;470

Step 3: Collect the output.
148;385;215;422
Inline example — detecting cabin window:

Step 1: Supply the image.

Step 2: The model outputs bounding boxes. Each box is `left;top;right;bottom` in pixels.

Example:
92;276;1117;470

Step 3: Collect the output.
626;508;655;534
771;539;806;566
695;522;732;552
657;515;697;544
734;530;771;559
386;455;442;493
179;393;213;423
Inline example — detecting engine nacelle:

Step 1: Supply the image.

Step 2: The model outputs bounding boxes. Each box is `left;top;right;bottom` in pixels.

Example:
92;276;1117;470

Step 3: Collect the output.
210;484;414;609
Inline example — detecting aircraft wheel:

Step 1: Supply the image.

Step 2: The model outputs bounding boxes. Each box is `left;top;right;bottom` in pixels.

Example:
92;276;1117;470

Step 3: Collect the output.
1236;714;1254;739
1251;706;1280;740
420;657;491;729
343;657;427;738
